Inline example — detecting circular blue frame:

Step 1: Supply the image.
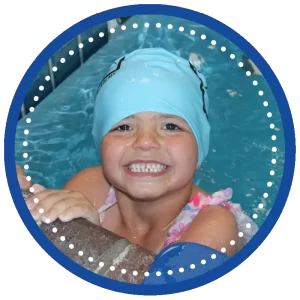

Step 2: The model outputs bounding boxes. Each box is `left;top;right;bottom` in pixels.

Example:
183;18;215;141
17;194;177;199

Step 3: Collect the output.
4;4;295;295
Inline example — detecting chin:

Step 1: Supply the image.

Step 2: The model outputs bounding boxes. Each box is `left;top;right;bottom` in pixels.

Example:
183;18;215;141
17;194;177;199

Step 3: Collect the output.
124;184;167;201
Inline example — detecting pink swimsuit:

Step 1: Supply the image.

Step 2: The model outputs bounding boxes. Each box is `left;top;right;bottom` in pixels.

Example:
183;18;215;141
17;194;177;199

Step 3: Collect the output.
98;187;258;250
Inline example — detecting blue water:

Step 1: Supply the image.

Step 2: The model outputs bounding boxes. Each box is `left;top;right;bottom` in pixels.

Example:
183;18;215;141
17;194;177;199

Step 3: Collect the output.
15;15;284;228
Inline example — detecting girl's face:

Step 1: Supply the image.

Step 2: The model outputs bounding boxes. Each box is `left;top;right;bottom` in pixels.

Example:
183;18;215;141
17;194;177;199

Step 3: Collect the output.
101;112;198;200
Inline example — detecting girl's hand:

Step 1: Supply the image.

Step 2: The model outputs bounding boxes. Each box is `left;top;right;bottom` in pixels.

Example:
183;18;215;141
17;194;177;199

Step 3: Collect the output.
26;189;100;226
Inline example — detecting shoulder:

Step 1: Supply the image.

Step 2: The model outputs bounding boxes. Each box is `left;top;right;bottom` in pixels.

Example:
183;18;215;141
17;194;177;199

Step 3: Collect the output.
179;203;238;256
63;166;111;209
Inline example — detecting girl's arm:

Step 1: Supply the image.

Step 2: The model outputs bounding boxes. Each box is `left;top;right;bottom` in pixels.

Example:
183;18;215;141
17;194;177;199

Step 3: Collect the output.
178;205;239;256
16;164;32;190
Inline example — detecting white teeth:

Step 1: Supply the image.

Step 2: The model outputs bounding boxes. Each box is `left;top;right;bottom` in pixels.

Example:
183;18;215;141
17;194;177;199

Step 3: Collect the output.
128;163;167;173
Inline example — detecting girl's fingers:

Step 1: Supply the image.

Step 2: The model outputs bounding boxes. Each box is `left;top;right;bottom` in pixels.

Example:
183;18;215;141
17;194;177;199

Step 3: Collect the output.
27;189;70;211
35;197;90;224
57;203;93;223
27;189;98;225
59;204;100;226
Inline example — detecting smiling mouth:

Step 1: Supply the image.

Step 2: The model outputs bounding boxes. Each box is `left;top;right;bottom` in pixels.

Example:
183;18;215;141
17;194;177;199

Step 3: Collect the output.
126;163;168;173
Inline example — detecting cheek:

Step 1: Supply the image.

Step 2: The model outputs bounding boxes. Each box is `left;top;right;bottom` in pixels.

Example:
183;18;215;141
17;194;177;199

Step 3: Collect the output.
168;136;198;167
101;137;125;165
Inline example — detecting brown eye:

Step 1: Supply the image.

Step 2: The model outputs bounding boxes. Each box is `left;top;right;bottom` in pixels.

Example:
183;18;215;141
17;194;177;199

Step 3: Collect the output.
163;123;182;131
111;124;131;132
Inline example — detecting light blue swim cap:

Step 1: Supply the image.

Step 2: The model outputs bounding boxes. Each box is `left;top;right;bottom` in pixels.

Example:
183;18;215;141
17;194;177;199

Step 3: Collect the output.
92;48;210;166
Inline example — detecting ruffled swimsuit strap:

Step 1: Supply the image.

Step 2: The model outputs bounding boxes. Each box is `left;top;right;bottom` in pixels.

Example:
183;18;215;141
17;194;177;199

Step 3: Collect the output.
98;186;117;225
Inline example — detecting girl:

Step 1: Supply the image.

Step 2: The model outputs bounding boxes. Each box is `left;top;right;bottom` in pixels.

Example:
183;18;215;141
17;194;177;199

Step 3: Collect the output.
18;48;257;256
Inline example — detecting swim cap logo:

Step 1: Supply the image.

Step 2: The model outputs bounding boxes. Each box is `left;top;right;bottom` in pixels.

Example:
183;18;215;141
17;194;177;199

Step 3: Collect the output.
97;56;126;93
189;62;209;121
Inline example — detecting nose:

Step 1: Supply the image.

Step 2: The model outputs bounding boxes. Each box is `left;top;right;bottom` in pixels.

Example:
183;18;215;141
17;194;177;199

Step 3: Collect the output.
132;129;161;151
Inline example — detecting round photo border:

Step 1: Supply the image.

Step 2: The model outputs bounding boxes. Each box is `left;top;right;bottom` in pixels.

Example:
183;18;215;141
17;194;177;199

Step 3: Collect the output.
5;4;295;295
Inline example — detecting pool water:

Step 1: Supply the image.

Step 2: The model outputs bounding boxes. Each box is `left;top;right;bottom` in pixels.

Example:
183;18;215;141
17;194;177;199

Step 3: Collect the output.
15;15;285;228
